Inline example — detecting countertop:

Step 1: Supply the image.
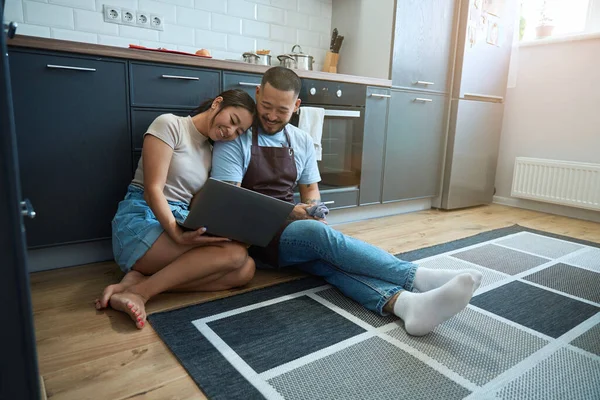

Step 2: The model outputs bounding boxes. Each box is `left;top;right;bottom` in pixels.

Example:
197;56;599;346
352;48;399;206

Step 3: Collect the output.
7;35;392;88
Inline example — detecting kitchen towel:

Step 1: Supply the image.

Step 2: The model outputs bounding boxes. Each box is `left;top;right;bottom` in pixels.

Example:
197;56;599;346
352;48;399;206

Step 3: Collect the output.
298;107;325;161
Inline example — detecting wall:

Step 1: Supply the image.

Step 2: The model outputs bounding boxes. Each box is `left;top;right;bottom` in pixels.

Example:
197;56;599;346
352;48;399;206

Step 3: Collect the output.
331;0;394;79
494;36;600;220
3;0;332;68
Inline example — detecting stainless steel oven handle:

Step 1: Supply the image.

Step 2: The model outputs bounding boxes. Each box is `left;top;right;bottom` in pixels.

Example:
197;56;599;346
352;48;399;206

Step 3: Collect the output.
323;110;361;118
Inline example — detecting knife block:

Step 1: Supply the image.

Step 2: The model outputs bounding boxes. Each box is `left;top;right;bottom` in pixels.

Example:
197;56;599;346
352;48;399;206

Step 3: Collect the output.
322;51;339;73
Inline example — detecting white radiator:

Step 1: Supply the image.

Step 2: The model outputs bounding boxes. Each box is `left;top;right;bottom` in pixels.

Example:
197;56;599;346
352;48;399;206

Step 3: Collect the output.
511;157;600;211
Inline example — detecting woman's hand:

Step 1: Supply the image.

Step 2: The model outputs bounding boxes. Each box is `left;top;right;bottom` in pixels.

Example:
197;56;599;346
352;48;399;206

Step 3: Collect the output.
169;225;231;246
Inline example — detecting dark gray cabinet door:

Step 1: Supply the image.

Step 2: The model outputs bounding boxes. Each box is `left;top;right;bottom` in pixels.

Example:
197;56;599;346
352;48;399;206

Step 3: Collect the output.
9;51;131;247
223;72;262;100
391;0;455;93
383;90;447;202
359;87;390;205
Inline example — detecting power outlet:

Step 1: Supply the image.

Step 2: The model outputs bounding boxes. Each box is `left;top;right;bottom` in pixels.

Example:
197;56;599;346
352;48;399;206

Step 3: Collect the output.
136;12;150;28
150;15;164;31
102;4;162;30
121;9;136;25
103;5;121;23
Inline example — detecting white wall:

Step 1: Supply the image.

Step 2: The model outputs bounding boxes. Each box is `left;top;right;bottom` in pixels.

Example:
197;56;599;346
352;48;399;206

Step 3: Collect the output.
495;37;600;217
4;0;332;68
331;0;394;79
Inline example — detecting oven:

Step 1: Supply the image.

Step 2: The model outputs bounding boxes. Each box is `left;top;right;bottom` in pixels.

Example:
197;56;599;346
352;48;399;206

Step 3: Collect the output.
291;79;366;209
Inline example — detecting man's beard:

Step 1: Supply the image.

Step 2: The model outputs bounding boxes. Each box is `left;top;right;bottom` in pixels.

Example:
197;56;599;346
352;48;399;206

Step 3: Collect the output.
258;114;291;135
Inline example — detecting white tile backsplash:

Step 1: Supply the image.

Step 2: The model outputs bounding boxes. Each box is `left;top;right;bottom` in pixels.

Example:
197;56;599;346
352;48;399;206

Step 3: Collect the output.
285;10;308;28
270;24;294;42
194;0;226;13
195;29;228;50
159;24;195;45
5;0;25;22
227;0;256;20
24;1;74;29
119;24;160;40
242;19;269;38
8;0;332;66
98;34;140;47
227;34;255;53
256;4;283;24
51;27;97;43
138;0;177;22
74;9;119;35
175;6;210;29
297;29;319;47
15;23;51;37
49;0;95;10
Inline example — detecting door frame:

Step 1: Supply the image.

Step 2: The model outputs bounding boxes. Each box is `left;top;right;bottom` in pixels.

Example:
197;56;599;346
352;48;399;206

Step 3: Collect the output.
1;2;41;398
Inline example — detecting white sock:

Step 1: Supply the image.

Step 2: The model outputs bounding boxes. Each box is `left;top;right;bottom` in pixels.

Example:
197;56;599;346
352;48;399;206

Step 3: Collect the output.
413;267;483;293
393;274;474;336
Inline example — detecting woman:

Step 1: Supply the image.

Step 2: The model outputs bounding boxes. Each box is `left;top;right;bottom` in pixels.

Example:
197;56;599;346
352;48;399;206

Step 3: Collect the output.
95;89;256;329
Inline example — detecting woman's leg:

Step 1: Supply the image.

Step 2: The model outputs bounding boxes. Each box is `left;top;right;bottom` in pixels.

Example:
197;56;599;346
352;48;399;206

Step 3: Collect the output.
98;233;255;329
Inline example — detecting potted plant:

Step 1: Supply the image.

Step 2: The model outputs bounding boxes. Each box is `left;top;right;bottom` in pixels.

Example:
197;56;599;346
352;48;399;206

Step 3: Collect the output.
535;0;554;38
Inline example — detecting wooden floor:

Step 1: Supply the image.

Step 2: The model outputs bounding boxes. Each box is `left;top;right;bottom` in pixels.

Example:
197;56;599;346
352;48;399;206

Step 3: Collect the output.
30;204;600;399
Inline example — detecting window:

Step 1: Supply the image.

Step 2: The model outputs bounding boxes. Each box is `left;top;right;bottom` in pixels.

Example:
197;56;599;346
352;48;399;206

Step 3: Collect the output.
519;0;600;41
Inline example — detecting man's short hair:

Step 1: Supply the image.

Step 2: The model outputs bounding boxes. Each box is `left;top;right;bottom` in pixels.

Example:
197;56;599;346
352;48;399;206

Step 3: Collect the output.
261;66;302;97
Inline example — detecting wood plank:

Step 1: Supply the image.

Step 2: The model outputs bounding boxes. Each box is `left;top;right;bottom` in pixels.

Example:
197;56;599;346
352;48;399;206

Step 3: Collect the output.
43;342;186;400
124;375;206;400
7;36;392;87
29;204;600;399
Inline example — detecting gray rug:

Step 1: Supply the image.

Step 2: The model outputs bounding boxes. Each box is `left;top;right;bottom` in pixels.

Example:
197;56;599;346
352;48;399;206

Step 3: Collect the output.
148;225;600;399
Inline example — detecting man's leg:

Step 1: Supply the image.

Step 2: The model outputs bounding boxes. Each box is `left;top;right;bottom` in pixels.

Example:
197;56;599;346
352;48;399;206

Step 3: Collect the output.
279;220;476;336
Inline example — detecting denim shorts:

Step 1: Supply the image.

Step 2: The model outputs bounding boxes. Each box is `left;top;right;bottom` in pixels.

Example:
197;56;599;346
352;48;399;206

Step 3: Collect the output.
112;184;189;273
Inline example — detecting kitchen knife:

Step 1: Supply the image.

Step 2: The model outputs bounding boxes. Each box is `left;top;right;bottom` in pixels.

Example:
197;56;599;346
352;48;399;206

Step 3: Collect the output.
333;35;344;53
330;28;338;51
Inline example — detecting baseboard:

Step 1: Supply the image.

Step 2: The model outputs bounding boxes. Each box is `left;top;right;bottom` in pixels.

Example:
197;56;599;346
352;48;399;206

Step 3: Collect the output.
493;196;600;223
329;198;432;226
27;239;113;272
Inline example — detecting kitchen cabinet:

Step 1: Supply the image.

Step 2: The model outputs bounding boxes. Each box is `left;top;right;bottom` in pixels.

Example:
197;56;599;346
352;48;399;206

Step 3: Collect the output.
9;50;131;247
359;87;390;205
382;90;447;202
391;0;456;93
223;72;262;100
130;62;220;108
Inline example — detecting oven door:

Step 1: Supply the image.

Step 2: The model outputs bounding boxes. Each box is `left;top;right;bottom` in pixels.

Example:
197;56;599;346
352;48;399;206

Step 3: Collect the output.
292;105;364;209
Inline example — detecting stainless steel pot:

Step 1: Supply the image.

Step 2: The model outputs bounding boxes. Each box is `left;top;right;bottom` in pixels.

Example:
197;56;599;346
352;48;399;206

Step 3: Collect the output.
277;45;314;70
242;52;271;66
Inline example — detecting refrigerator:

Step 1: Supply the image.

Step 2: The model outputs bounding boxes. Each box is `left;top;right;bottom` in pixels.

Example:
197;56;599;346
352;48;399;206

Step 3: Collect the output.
439;0;518;210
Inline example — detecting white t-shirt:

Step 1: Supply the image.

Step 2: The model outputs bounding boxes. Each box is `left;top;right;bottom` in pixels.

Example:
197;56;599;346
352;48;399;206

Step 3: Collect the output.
132;114;211;204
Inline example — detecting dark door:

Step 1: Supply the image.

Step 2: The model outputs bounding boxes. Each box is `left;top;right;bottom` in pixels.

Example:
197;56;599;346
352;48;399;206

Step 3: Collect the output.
0;7;41;399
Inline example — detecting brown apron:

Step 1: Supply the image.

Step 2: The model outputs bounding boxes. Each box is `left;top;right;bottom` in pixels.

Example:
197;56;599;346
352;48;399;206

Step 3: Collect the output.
241;126;297;267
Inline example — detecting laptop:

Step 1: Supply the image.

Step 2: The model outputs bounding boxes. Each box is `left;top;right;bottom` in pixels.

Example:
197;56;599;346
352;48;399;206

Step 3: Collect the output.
178;178;295;247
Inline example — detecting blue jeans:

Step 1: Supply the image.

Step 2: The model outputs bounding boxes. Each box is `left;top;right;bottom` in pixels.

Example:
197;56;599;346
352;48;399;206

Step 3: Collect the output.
278;220;418;315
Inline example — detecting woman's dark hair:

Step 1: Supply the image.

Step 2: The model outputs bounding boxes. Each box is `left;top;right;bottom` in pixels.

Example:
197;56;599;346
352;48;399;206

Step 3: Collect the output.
190;89;256;122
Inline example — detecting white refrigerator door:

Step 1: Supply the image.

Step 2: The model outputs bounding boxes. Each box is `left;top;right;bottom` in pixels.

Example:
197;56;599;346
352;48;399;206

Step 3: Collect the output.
453;0;518;100
441;99;505;209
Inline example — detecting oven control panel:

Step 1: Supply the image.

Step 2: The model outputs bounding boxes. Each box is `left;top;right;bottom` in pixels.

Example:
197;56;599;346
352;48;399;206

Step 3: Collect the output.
299;79;366;107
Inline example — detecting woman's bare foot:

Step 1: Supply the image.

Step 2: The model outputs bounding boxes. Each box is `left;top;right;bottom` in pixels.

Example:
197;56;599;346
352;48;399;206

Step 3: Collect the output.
109;291;148;329
95;270;146;310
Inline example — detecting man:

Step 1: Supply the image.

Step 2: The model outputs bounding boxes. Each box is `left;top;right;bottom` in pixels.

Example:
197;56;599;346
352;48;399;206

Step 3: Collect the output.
211;67;481;336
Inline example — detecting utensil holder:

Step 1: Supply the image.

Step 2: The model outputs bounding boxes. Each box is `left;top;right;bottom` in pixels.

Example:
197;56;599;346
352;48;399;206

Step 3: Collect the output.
322;51;339;73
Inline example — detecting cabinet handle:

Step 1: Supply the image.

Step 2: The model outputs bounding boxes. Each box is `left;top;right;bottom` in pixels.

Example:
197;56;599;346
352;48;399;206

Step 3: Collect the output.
369;93;391;98
46;64;96;72
414;80;434;85
161;74;200;80
238;82;261;87
414;98;433;103
463;93;504;103
323;201;335;205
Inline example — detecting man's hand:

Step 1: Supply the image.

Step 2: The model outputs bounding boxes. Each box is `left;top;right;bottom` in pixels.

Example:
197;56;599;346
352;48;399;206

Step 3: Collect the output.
288;203;312;221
